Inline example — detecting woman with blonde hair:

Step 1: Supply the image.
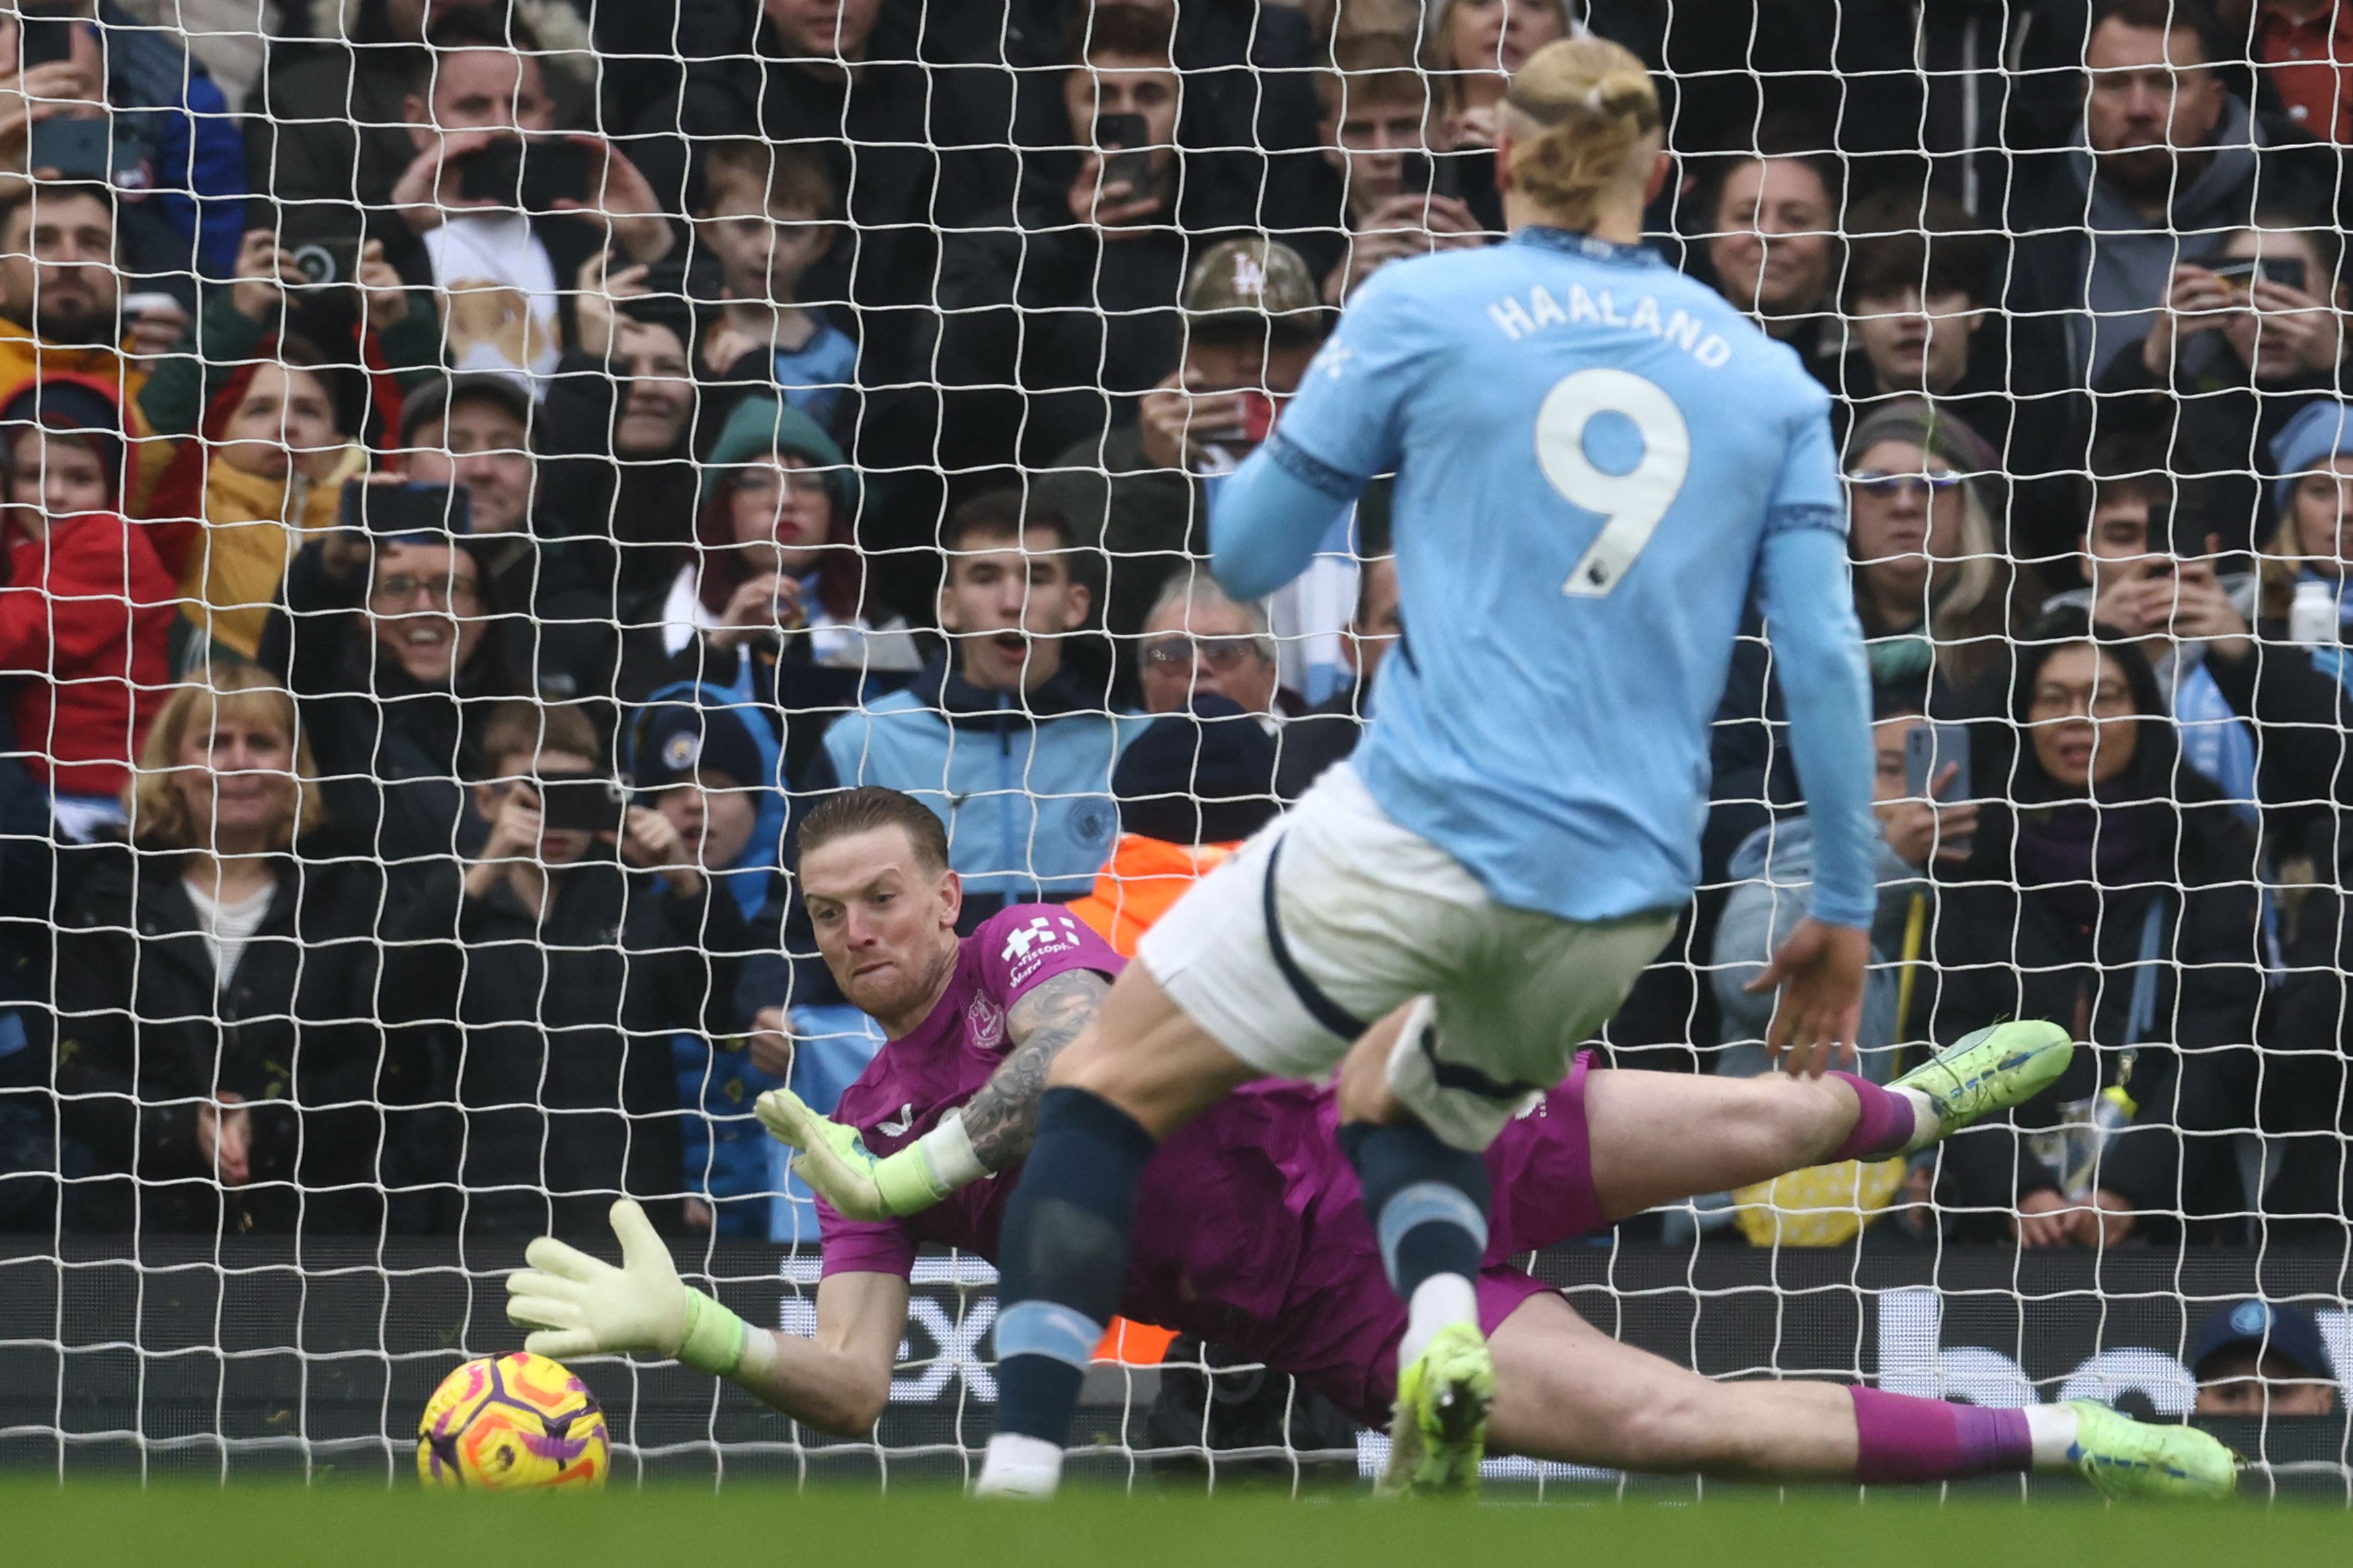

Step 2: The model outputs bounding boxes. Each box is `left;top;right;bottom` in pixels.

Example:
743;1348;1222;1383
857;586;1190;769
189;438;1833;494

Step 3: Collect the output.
51;664;436;1237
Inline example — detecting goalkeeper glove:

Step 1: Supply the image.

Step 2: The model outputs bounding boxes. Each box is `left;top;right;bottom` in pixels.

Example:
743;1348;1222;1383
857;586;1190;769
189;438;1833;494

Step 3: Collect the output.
505;1198;755;1377
754;1087;985;1222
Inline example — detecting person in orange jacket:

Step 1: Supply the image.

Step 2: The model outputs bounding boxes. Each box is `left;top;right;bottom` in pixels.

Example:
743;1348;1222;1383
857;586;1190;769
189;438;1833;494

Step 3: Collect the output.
1068;694;1283;959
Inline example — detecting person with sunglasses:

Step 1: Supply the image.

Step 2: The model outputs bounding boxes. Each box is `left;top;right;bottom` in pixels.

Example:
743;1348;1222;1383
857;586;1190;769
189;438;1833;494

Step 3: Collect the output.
1135;577;1289;719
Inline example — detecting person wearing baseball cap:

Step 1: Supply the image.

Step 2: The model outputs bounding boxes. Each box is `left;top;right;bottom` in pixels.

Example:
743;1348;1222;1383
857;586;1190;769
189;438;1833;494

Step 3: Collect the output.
1034;233;1331;673
2192;1298;2339;1416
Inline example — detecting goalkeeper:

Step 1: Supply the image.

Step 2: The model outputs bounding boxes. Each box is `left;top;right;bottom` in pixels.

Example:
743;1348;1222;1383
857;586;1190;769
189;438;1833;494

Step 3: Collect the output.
507;786;2235;1498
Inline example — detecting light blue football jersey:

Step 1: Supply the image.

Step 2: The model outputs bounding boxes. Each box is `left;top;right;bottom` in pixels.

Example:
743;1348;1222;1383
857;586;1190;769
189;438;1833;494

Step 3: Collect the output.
1261;228;1848;923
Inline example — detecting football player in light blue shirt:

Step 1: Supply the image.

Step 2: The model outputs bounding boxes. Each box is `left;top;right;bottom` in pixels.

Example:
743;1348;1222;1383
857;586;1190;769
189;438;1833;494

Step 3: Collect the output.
975;38;1920;1503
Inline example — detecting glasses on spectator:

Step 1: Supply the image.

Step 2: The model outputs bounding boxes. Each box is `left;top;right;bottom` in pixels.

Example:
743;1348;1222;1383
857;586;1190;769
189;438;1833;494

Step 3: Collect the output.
2028;680;2135;719
372;572;480;608
735;468;830;498
1845;468;1963;498
1143;634;1267;672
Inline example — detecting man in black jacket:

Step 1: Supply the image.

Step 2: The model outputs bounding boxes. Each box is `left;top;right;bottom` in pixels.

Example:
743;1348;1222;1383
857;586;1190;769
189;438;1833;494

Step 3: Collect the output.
389;701;748;1243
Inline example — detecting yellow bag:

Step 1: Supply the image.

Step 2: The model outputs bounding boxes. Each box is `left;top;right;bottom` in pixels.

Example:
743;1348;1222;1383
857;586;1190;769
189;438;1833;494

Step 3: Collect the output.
1730;1157;1908;1247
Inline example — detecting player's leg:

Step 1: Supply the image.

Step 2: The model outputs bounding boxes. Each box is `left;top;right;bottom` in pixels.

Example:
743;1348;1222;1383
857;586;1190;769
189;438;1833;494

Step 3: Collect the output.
984;774;1430;1497
1359;907;1677;1495
1581;1019;2077;1219
982;964;1260;1495
1485;1290;2236;1497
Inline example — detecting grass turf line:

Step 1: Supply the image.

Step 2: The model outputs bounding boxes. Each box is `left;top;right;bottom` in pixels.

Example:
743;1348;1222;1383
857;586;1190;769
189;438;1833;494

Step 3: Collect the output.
5;1483;2336;1568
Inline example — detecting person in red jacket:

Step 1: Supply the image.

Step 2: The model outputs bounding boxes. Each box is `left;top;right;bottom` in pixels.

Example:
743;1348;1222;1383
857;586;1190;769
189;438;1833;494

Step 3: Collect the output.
0;374;173;839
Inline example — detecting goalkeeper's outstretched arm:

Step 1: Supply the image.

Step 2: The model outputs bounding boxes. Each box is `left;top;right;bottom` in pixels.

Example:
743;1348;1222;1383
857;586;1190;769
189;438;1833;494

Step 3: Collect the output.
754;968;1110;1221
506;1198;910;1436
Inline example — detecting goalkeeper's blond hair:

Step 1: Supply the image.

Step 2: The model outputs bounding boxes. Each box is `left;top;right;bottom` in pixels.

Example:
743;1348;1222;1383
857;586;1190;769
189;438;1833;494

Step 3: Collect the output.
1500;38;1662;232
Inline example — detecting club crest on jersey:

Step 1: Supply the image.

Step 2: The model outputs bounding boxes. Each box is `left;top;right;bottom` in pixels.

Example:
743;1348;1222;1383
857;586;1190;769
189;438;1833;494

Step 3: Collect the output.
1000;913;1084;983
965;996;1006;1052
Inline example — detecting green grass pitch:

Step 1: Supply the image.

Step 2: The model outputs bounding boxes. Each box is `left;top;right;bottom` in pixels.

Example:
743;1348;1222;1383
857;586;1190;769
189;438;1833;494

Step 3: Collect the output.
9;1481;2344;1568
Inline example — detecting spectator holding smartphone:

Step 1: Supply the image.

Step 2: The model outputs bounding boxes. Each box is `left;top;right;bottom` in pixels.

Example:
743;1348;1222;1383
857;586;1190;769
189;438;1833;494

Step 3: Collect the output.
647;396;922;784
1035;237;1326;656
381;13;672;382
387;700;745;1242
625;691;788;1237
935;9;1199;468
1313;32;1488;306
2097;210;2349;554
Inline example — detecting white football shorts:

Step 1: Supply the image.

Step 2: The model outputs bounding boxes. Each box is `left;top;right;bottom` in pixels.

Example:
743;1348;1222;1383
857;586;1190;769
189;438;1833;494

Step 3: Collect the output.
1136;761;1677;1151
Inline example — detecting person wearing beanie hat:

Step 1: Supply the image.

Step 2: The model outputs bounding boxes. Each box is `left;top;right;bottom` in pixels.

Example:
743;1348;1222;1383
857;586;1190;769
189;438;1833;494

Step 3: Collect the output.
2192;1298;2340;1416
0;374;174;837
1069;696;1281;958
649;395;922;784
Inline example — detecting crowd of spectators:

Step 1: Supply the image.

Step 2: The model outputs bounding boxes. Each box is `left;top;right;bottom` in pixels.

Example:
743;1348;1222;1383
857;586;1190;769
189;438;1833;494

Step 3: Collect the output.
3;0;2353;1254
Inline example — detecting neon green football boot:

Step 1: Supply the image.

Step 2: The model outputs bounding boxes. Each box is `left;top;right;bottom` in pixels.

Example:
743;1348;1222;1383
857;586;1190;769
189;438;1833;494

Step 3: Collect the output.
2064;1401;2239;1500
1379;1321;1495;1499
1891;1020;2075;1144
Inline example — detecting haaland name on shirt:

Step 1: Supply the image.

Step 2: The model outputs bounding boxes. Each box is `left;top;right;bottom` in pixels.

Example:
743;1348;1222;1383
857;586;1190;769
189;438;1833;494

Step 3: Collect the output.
1484;284;1734;368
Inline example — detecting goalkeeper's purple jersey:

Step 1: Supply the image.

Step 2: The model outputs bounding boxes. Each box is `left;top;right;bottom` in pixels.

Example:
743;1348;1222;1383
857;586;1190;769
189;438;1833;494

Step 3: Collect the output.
817;905;1599;1421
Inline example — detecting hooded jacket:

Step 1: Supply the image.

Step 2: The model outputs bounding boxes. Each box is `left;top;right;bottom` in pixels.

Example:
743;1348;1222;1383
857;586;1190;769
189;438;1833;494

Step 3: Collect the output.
2004;95;2333;386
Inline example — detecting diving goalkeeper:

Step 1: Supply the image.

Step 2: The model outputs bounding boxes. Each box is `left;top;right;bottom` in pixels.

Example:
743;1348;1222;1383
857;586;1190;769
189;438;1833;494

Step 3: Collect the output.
505;786;2234;1498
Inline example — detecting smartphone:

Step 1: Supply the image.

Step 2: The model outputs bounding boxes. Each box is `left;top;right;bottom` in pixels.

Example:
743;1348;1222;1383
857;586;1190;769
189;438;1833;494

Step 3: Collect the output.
535;771;627;835
2213;255;2309;296
456;136;594;208
339;481;474;538
288;233;362;290
1398;149;1460;200
1903;723;1972;854
1093;111;1153;200
28;114;128;179
18;8;75;69
1236;389;1280;447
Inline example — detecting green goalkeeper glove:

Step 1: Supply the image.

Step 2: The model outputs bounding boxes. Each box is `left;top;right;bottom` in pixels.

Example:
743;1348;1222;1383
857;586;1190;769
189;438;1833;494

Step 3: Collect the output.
505;1198;754;1377
754;1087;983;1222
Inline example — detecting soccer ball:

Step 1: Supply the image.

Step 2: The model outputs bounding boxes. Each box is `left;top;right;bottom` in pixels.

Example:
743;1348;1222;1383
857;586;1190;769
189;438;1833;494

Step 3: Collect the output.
416;1351;610;1490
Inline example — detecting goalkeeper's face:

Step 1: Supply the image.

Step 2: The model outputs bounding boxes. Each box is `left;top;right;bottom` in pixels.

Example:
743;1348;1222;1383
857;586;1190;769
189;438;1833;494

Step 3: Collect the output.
800;825;961;1023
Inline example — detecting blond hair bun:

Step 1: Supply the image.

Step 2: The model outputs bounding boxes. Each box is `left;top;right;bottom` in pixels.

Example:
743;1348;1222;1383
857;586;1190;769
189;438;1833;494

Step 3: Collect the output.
1503;39;1661;228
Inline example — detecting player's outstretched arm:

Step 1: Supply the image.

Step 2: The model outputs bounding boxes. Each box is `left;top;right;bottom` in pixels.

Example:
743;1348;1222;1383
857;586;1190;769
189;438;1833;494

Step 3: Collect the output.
754;968;1112;1219
505;1198;907;1436
1751;521;1876;1075
1207;443;1356;602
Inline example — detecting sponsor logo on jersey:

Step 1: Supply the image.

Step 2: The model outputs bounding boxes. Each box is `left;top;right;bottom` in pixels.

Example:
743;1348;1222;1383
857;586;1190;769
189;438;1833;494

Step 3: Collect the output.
1001;913;1086;984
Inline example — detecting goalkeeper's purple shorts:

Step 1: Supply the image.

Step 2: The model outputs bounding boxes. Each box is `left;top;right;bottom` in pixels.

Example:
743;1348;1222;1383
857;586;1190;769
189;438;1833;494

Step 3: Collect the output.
1216;1051;1605;1426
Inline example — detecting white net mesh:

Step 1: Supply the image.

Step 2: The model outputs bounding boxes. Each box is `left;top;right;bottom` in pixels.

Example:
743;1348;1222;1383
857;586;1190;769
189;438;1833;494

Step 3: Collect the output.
0;0;2347;1498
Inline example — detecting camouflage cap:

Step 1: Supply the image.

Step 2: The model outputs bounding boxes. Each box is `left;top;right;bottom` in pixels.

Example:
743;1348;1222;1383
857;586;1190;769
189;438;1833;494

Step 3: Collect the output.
1181;237;1324;337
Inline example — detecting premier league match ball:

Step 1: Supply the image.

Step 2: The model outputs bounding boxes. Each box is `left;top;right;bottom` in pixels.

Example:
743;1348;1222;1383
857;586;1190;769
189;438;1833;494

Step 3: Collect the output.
416;1351;610;1491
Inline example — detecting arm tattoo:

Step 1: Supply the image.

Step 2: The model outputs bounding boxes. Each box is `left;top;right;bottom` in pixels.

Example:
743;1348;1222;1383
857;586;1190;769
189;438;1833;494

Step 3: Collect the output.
960;968;1110;1170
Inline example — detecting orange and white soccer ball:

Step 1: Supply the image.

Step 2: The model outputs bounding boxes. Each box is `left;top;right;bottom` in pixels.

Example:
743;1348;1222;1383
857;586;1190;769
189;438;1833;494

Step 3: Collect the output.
416;1351;610;1490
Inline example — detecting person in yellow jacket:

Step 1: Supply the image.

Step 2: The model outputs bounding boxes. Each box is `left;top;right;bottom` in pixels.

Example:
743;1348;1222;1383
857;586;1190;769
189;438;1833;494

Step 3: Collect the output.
172;346;368;663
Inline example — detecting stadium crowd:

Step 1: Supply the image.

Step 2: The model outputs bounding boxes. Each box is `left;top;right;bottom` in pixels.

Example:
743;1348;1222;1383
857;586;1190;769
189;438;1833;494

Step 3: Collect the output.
1;0;2352;1258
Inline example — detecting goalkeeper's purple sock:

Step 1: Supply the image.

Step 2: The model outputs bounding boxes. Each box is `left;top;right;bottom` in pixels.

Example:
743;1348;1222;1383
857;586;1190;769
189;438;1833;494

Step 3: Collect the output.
1827;1071;1915;1161
1849;1388;2032;1483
